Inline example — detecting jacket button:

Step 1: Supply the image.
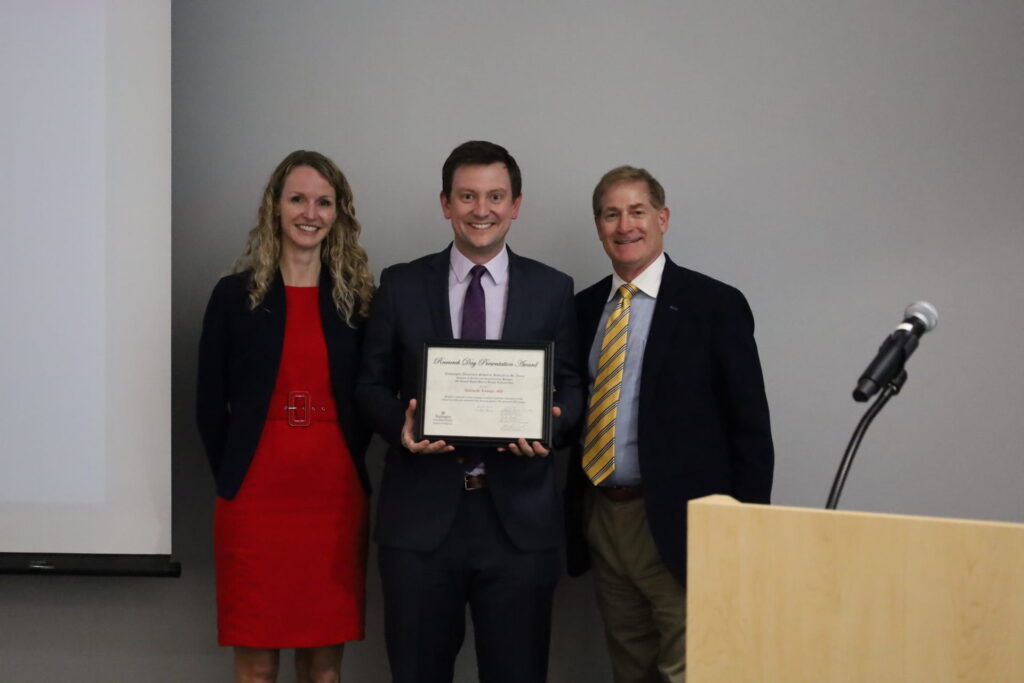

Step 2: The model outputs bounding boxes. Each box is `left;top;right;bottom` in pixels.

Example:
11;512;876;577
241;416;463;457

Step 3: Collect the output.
455;457;466;465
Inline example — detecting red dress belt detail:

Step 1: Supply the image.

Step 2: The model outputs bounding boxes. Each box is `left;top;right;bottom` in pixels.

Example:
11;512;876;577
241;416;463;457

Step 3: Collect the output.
267;390;338;425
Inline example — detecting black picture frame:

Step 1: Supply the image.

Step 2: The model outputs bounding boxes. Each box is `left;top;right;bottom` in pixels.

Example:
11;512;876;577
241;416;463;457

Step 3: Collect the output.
416;339;554;448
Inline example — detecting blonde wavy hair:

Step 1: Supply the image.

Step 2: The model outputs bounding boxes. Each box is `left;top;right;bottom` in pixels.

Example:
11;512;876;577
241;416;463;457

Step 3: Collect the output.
233;150;374;325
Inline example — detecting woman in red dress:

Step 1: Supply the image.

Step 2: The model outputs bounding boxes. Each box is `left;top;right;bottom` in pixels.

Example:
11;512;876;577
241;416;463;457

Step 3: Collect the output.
197;150;375;682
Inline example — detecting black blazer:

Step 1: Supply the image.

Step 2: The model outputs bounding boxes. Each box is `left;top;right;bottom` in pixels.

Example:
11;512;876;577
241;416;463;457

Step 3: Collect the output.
566;256;773;584
196;270;371;499
355;245;584;553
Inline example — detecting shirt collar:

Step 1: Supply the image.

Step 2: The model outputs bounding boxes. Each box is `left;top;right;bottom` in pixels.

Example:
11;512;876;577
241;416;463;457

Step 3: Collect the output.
607;252;665;301
450;244;509;285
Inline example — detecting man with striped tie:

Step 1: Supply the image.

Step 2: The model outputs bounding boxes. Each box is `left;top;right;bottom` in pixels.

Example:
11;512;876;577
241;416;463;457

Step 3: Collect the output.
566;165;774;683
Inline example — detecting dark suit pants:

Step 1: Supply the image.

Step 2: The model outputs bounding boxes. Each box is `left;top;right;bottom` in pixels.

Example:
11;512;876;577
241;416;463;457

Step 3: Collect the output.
379;487;560;683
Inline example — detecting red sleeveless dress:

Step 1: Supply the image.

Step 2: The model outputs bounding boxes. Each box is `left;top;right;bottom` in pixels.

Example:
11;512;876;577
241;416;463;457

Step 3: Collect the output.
214;286;368;648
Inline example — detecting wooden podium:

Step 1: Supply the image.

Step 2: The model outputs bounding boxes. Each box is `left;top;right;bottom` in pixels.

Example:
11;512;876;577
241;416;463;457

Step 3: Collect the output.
687;495;1024;682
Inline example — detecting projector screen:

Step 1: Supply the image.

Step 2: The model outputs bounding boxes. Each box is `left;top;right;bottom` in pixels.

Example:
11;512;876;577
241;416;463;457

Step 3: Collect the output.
0;1;172;571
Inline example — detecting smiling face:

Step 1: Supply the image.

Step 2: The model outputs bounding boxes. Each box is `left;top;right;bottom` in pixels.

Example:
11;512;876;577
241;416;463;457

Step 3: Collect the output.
595;180;669;282
440;163;522;264
277;165;337;258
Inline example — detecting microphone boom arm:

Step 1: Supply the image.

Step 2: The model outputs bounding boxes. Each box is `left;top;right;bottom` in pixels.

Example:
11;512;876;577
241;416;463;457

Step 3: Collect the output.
826;370;908;510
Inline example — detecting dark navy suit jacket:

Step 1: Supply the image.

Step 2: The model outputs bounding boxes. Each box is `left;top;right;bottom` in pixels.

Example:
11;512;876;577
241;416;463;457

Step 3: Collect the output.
566;255;773;584
356;245;584;553
196;270;371;499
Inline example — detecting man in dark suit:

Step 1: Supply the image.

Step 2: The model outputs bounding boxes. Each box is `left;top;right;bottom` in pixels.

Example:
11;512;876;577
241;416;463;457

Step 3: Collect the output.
356;141;583;683
566;166;774;682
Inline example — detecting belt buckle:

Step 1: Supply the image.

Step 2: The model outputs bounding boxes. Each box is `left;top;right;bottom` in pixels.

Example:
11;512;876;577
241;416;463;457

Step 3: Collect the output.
285;390;311;427
464;474;473;491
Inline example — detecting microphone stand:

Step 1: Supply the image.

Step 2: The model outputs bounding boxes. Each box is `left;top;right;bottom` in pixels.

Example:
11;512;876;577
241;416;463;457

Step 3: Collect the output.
825;370;908;510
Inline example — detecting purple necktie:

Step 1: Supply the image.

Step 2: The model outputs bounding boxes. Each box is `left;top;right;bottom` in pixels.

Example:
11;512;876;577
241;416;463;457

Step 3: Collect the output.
460;265;487;471
461;265;487;340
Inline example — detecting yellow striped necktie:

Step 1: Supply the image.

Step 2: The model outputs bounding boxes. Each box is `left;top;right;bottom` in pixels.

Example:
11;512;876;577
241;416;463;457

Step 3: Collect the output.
582;283;638;485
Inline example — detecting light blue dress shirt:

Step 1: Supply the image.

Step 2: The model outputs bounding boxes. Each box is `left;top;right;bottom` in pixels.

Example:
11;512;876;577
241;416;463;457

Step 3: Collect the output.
586;253;666;487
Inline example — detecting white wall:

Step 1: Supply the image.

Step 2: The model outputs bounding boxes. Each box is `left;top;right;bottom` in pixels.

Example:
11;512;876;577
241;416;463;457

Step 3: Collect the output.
2;1;1022;680
175;0;1024;522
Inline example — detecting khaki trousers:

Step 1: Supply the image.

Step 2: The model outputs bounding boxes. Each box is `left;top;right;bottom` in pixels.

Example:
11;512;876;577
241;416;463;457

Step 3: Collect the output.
585;487;686;683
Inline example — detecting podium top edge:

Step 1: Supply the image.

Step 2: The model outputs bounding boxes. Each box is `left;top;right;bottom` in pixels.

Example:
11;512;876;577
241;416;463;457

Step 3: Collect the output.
688;495;1024;530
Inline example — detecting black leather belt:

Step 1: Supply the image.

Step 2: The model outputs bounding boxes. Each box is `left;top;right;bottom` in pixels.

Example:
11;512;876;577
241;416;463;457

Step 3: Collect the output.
597;485;643;502
464;474;488;491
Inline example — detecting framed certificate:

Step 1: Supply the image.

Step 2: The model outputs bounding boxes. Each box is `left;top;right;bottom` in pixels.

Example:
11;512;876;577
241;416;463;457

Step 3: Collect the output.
417;340;553;448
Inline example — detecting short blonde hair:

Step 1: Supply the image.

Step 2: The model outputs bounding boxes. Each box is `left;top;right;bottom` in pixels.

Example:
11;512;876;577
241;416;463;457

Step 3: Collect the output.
591;166;666;217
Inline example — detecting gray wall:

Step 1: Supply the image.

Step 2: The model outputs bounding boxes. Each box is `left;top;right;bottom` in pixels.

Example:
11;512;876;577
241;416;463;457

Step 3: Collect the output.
3;1;1023;680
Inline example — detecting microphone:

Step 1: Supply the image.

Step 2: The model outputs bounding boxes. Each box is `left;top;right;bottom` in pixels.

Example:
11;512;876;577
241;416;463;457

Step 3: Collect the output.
853;301;938;402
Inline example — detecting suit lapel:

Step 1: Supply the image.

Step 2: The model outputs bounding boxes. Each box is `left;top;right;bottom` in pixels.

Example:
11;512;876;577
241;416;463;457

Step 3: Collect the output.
639;256;688;395
264;270;287;342
318;269;347;372
427;247;454;339
502;247;525;340
258;271;288;390
317;268;336;337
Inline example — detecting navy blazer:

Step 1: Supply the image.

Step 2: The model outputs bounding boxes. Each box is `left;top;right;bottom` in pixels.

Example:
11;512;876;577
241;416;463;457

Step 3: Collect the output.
566;256;773;584
196;270;371;499
356;245;584;553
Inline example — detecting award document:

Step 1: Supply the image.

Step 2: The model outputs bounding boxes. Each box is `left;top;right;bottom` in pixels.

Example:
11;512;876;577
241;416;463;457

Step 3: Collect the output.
417;340;553;447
